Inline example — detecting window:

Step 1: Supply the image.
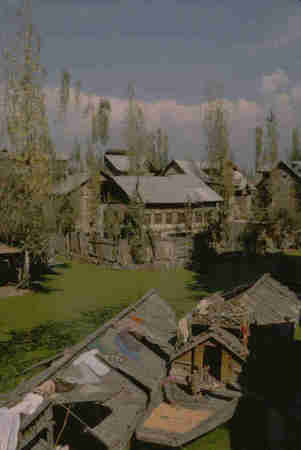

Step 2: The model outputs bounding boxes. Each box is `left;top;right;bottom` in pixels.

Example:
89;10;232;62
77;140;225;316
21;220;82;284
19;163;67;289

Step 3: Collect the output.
195;210;203;223
177;212;185;224
155;213;162;224
144;214;151;226
166;212;173;224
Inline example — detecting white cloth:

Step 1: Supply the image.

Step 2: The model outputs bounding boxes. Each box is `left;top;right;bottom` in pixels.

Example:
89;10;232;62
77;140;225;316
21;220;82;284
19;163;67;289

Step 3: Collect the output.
178;317;189;343
10;393;44;416
0;407;20;450
0;393;43;450
73;349;110;377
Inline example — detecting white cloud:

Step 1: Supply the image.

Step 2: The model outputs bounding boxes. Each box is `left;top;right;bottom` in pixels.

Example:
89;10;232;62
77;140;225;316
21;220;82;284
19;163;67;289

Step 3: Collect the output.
260;69;289;95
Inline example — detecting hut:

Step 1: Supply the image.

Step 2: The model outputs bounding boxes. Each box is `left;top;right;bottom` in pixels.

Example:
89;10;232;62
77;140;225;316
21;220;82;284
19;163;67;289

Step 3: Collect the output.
0;243;23;285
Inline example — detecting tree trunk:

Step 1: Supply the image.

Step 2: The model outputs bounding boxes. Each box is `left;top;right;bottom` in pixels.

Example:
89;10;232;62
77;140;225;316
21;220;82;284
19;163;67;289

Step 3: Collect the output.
23;250;31;283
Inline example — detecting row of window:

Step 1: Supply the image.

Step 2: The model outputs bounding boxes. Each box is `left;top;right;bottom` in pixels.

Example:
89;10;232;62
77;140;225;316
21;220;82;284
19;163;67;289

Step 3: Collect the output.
144;210;206;226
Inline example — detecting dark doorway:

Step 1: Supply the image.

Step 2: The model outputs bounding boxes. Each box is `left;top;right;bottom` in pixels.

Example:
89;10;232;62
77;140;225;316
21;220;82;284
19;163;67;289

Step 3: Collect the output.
203;342;221;380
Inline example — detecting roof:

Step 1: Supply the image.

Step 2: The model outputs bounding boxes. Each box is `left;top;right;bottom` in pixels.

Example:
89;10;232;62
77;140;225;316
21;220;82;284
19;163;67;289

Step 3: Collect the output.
0;243;22;255
257;160;301;183
227;273;301;325
52;172;91;195
1;288;177;449
164;160;211;183
170;326;246;363
105;154;130;173
111;174;223;204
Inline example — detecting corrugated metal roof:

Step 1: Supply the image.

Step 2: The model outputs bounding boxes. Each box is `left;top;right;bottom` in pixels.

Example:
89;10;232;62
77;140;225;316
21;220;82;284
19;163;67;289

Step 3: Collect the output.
112;174;223;204
52;172;90;195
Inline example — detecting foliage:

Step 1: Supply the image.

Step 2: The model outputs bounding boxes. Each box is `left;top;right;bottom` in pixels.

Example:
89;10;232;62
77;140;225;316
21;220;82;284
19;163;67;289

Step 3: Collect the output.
255;126;263;171
0;0;57;281
290;127;301;162
262;109;278;167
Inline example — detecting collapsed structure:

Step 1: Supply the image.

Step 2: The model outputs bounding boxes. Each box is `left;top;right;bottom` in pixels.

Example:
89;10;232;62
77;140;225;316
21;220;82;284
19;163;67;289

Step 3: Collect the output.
0;274;300;449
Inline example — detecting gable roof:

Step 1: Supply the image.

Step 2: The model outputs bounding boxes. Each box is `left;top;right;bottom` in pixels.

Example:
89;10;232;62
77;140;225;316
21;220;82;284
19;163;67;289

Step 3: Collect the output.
170;326;246;363
227;273;301;326
191;274;301;329
111;174;223;204
105;154;130;173
52;172;91;195
257;160;301;183
163;160;211;183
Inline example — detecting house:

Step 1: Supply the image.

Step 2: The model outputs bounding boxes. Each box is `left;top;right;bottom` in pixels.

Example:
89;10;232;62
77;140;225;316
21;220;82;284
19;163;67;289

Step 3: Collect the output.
165;159;253;220
168;326;246;389
101;173;223;237
256;159;301;214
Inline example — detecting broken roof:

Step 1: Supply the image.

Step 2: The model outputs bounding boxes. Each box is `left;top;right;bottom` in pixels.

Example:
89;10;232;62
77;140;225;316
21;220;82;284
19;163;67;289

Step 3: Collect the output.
111;174;223;204
227;273;301;326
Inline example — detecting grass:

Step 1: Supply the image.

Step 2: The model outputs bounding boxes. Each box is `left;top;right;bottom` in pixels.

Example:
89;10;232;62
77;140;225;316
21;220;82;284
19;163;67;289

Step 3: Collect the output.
0;262;203;334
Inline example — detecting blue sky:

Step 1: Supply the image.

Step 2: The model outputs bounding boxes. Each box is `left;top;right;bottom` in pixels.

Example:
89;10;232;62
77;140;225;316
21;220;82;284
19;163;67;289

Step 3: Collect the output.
2;0;301;170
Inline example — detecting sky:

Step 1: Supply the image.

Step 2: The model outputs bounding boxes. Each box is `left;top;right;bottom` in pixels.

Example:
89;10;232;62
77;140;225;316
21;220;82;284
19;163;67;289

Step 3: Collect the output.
2;0;301;171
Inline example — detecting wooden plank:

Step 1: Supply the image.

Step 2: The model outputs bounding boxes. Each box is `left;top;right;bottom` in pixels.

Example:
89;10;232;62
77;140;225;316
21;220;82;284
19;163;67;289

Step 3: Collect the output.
221;350;232;383
193;344;204;371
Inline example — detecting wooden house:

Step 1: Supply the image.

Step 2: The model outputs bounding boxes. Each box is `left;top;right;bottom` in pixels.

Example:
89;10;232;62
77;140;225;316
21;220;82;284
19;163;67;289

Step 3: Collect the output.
168;326;246;389
101;173;223;238
256;160;301;219
164;159;253;221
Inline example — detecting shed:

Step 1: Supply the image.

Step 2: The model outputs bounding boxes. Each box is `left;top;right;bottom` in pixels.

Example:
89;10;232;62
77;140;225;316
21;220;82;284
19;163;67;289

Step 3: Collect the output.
169;327;246;388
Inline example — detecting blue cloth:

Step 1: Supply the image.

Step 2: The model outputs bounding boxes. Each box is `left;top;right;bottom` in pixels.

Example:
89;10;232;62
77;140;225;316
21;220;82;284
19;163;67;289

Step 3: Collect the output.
115;335;140;361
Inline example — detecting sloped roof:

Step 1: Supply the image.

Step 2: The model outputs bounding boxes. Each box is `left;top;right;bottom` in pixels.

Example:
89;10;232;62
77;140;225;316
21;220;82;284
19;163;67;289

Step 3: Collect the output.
257;160;301;182
170;326;246;362
105;154;130;173
111;174;223;204
227;273;301;325
52;172;91;195
164;160;211;183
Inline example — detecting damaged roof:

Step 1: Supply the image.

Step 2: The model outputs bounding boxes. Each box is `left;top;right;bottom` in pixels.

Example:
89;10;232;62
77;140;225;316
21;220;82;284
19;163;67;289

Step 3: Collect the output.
111;174;223;204
227;273;301;326
1;288;177;450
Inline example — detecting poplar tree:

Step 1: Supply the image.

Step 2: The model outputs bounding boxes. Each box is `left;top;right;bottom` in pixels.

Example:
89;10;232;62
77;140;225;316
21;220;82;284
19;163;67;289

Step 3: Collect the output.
1;0;56;282
290;127;301;162
255;126;263;171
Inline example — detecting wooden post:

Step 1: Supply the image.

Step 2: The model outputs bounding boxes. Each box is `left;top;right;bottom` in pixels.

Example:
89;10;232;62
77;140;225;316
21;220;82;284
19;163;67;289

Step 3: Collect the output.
221;350;232;383
194;345;204;371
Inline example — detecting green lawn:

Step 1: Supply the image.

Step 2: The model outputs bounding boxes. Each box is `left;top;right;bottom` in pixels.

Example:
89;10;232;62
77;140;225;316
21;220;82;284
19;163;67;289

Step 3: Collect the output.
1;252;301;450
0;262;205;333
